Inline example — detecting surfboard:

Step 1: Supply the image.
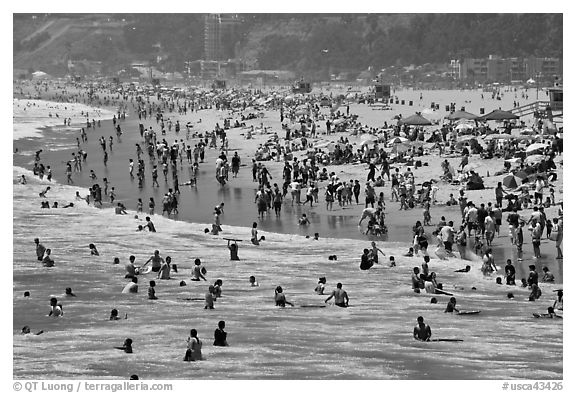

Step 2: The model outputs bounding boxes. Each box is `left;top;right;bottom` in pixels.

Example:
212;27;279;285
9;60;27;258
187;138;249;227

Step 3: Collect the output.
136;266;152;274
300;305;327;308
223;238;243;242
182;298;206;302
457;310;481;315
430;339;464;342
434;288;453;296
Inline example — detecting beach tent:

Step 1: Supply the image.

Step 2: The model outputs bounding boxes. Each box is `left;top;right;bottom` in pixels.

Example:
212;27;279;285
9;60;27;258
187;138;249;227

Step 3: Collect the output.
447;110;478;120
399;114;432;126
479;109;519;121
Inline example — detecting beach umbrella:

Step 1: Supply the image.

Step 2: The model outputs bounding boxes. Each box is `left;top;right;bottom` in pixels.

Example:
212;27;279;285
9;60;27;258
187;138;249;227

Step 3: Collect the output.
455;123;474;131
524;154;545;165
485;133;514;140
505;157;522;164
502;174;523;189
387;137;409;146
393;143;410;153
333;118;347;125
514;170;528;180
479;109;519;121
360;139;377;147
515;135;536;141
525;143;548;153
520;128;537;135
400;114;433;126
447;110;478;120
361;134;378;142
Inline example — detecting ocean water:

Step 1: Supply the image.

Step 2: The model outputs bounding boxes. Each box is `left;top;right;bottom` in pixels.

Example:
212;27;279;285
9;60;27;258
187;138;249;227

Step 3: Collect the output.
12;91;562;379
12;166;563;379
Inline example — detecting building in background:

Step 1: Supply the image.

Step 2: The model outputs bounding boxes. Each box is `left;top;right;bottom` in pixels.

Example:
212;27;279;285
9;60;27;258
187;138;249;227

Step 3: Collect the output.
459;55;561;84
204;14;241;61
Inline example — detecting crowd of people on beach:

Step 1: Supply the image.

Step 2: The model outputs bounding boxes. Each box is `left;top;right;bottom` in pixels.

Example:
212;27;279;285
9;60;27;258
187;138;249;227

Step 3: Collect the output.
15;79;563;375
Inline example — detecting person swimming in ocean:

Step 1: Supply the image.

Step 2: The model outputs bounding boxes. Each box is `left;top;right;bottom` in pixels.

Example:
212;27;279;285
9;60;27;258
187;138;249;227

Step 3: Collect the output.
191;258;207;281
274;286;294;307
114;338;133;353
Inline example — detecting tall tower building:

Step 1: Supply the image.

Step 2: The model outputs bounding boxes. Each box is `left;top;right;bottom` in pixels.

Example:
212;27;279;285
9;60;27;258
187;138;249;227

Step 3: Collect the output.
204;14;241;61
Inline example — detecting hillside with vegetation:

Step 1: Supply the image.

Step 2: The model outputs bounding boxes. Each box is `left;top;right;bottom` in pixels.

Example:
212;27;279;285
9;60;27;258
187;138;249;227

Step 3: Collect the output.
13;13;563;78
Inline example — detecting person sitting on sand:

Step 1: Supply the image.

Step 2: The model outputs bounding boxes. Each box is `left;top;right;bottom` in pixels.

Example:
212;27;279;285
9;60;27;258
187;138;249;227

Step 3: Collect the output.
114;338;133;353
48;297;63;317
89;243;99;256
324;283;349;307
65;287;76;297
444;297;459;313
413;316;432;341
404;247;414;257
122;277;139;294
213;320;229;346
315;277;326;295
274;286;294;307
184;329;203;361
191;259;207;281
249;276;259;287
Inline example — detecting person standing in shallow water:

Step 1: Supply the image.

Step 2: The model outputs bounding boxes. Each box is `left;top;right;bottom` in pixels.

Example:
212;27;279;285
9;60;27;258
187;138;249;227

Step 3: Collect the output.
413;316;431;341
184;329;203;361
213;320;228;346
